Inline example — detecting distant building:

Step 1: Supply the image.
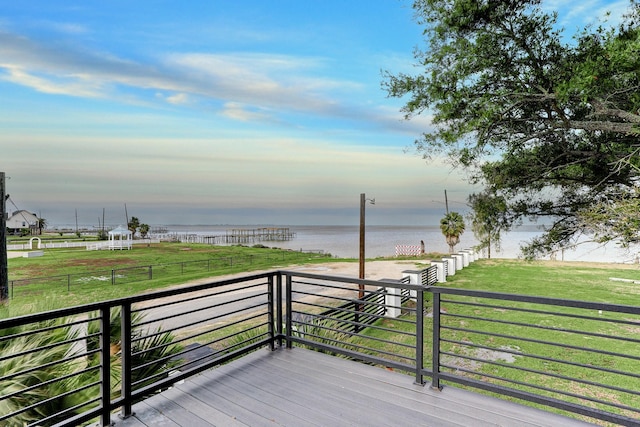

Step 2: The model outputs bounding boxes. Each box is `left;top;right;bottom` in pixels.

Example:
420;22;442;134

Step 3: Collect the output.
6;210;38;234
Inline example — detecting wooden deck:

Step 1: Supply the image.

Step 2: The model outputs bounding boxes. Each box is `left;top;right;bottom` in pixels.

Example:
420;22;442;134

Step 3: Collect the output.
113;348;596;427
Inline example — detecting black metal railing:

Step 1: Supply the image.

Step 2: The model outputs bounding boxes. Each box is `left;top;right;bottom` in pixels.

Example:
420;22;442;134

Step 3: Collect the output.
281;271;426;385
0;271;280;427
430;287;640;427
1;265;639;427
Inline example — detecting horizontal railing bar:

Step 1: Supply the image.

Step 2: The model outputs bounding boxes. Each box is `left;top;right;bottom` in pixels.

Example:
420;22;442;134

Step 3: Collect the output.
440;326;640;378
1;379;100;423
127;337;275;402
292;318;417;351
0;272;277;330
34;397;100;427
284;271;424;291
133;324;270;377
163;316;269;359
437;372;640;427
296;330;415;363
442;324;640;362
441;336;640;380
440;338;640;378
132;281;268;318
0;316;94;345
293;300;415;327
289;335;422;375
439;360;640;416
299;303;408;327
291;312;416;339
442;311;640;346
440;344;640;399
293;290;416;317
440;298;640;328
432;287;640;315
134;290;269;329
133;302;268;342
1;364;99;402
0;347;99;383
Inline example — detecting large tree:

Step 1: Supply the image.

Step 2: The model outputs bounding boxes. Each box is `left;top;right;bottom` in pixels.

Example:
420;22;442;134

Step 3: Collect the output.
385;0;640;258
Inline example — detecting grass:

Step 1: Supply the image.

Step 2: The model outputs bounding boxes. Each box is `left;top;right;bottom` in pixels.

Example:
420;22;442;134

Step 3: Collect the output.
425;259;640;424
3;243;335;317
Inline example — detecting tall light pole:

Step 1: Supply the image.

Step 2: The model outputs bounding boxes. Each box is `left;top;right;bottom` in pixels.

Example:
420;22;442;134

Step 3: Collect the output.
359;193;375;282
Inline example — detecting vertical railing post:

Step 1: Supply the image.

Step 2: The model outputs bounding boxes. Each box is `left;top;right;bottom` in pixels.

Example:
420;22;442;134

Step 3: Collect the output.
267;274;275;351
111;269;115;285
99;305;112;426
148;265;152;280
431;290;442;390
285;273;293;349
121;303;134;418
415;286;425;385
276;272;283;348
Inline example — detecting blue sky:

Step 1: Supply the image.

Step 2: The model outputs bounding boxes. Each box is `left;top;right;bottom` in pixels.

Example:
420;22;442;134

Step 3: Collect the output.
1;0;629;227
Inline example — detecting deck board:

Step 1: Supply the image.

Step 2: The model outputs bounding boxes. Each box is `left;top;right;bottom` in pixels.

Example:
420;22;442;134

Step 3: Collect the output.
114;347;596;427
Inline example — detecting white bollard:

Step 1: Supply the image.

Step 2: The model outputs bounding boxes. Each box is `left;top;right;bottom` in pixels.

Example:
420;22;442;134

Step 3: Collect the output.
384;286;402;318
402;270;421;298
453;254;464;270
459;252;470;267
442;257;455;276
430;261;446;283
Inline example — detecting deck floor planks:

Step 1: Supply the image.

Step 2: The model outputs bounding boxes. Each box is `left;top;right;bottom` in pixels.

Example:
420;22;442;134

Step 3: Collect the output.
113;347;597;427
234;349;484;426
204;352;439;426
253;349;532;426
268;348;594;427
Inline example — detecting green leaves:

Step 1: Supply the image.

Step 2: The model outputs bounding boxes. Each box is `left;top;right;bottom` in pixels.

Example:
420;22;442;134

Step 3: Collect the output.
386;0;640;257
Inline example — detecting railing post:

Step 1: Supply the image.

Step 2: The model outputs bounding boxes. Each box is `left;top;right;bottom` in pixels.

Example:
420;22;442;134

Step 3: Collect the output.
111;269;115;285
276;272;283;348
285;274;293;349
431;290;442;390
121;303;134;418
99;305;112;426
148;265;152;280
267;275;275;351
415;286;425;385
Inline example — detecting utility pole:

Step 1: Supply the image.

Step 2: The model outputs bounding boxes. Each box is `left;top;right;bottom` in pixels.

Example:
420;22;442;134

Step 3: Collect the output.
1;172;8;301
444;189;449;214
358;193;375;281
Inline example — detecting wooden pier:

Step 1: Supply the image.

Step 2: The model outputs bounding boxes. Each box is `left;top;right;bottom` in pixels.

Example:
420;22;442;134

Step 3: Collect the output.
158;227;297;245
221;227;296;244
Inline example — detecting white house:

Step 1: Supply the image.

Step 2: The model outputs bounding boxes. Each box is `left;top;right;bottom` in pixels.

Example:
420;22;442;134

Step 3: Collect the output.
6;210;38;234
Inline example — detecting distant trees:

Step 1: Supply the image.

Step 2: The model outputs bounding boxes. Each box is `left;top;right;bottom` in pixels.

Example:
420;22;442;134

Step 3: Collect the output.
139;224;149;239
127;217;140;237
468;192;508;259
36;217;47;235
385;0;640;258
440;212;465;254
127;217;150;239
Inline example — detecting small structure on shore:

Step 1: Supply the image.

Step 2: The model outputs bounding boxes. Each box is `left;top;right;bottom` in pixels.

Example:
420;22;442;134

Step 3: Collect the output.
108;225;132;250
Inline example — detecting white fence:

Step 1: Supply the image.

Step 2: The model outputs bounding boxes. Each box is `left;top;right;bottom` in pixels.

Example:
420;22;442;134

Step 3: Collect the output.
8;239;159;251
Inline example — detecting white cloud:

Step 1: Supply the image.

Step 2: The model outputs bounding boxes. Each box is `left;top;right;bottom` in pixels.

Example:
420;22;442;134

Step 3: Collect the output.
0;65;104;97
221;102;272;122
164;92;189;105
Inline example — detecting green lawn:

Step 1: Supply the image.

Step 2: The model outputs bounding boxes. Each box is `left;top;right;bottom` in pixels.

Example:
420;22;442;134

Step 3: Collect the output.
353;259;640;424
2;243;335;316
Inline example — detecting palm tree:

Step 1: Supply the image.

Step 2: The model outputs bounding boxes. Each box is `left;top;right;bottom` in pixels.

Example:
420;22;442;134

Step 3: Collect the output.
36;217;47;235
440;211;465;254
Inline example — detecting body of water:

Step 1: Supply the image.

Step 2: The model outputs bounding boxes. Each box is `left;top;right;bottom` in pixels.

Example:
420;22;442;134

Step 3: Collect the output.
157;225;638;264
